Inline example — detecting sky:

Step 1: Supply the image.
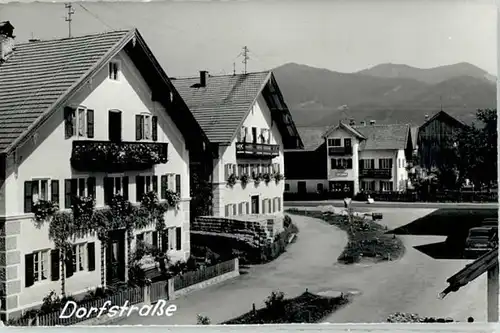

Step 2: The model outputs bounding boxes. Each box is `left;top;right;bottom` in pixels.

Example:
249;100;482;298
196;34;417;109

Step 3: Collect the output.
0;0;497;78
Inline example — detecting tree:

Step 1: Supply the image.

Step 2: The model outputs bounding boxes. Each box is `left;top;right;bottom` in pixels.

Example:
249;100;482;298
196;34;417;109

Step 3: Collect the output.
453;109;497;190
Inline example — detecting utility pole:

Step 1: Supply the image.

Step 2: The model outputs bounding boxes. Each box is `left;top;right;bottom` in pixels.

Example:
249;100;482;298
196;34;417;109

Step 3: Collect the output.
233;62;236;76
65;3;75;38
242;46;249;74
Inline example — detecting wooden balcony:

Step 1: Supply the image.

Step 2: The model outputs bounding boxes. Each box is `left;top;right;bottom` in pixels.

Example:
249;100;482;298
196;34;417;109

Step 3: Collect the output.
328;146;353;156
359;168;392;179
71;140;168;172
236;142;280;158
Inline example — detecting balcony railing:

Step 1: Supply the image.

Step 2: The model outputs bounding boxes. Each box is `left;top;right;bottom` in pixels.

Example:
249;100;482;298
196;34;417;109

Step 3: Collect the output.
359;168;392;179
71;140;168;172
236;142;279;158
328;146;353;156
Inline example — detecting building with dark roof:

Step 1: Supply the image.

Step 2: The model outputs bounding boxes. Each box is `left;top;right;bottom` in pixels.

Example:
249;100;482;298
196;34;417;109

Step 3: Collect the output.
416;110;468;171
0;25;210;320
173;71;303;218
284;121;414;198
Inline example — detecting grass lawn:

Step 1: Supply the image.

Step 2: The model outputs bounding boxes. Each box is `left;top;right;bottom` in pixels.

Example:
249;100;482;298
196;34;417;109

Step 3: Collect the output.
286;208;405;264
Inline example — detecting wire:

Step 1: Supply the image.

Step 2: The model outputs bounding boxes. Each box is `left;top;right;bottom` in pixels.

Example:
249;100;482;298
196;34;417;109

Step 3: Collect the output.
78;3;116;32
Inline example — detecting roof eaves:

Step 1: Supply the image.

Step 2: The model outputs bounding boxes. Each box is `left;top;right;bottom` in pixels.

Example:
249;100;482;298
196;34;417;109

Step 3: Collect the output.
3;29;136;154
226;71;272;144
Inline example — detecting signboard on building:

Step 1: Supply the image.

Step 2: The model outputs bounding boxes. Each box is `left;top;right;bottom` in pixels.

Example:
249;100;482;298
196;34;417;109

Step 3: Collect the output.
335;171;348;177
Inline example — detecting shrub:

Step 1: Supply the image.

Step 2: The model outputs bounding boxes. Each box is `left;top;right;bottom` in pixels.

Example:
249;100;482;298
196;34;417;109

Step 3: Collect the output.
197;314;211;325
227;174;238;187
240;174;249;187
283;215;292;229
32;200;59;223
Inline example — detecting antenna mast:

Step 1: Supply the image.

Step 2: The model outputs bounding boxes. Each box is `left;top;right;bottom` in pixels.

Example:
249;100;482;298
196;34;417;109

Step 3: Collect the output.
242;46;249;74
65;3;75;38
233;62;236;76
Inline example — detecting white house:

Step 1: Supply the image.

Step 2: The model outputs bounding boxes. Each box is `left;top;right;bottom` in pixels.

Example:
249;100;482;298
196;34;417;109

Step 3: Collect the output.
173;71;303;219
0;24;210;320
285;121;413;197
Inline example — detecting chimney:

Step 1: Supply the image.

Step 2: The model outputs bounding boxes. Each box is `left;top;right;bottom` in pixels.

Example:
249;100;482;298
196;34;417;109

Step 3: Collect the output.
199;70;208;87
360;121;366;126
424;114;429;121
0;21;15;62
349;118;355;126
369;120;376;125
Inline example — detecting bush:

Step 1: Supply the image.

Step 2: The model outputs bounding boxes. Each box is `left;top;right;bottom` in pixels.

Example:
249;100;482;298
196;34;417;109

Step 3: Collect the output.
197;314;211;325
283;215;292;229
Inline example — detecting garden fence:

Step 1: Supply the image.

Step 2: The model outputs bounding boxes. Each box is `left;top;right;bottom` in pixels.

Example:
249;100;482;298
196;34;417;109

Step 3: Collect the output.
173;258;237;291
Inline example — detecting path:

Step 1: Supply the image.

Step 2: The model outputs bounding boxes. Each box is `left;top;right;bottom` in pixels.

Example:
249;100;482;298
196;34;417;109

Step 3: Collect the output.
115;213;349;325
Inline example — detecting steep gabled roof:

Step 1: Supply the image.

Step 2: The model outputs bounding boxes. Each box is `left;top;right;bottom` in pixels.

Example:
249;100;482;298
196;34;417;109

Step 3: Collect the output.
419;110;468;132
0;28;210;154
353;124;411;150
292;126;329;151
172;71;303;149
323;122;366;140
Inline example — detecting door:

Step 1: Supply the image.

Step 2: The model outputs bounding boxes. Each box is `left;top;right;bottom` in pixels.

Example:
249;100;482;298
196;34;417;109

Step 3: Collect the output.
106;230;126;284
108;110;122;142
298;181;307;193
251;195;259;214
251;127;257;144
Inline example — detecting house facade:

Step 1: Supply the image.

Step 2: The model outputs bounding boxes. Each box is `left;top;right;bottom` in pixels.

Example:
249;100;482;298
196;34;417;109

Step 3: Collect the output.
285;121;413;198
0;26;209;320
173;71;303;219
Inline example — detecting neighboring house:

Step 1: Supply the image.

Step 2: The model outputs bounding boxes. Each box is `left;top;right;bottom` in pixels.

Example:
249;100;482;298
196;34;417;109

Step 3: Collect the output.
284;120;413;198
0;25;210;320
284;127;329;194
416;110;467;171
172;71;303;218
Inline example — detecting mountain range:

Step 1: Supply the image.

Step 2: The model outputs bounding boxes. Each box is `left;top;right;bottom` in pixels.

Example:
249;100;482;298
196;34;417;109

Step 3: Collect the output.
272;62;497;127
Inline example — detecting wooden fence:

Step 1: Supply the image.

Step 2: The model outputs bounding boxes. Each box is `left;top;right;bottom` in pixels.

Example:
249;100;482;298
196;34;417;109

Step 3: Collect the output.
9;286;144;327
173;258;237;291
150;280;169;304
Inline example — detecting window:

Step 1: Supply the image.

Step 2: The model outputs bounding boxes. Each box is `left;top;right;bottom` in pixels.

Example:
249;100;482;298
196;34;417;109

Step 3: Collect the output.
71;243;86;273
379;158;393;169
103;176;128;205
160;173;181;199
24;179;60;213
135;114;158;141
344;138;352;147
360;159;375;169
224;164;237;180
330;158;352;169
380;181;393;192
327;138;341;147
135;175;158;202
25;249;50;288
109;61;120;81
284;183;290;192
64;106;94;139
361;181;375;191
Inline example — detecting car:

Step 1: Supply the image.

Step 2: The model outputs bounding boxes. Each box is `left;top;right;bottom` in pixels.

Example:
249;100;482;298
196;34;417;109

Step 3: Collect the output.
464;227;498;258
481;218;498;227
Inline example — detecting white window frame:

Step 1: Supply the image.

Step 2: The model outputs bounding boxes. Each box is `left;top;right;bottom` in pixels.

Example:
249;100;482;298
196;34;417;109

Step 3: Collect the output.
72;243;87;274
380;181;393;192
167;227;176;250
379;158;392;169
32;249;50;284
108;176;126;196
137;113;153;141
68;106;92;139
108;61;121;81
327;138;341;147
32;178;51;202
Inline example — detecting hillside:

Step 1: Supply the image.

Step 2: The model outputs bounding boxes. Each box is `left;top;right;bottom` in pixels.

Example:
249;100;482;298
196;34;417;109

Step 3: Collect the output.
273;63;496;127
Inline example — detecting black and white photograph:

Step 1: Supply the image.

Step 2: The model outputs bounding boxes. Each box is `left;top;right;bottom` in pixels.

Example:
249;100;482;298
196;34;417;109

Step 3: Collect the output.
0;0;497;328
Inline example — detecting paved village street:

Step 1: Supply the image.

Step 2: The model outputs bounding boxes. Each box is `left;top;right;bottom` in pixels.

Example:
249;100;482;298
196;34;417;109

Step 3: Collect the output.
115;206;487;325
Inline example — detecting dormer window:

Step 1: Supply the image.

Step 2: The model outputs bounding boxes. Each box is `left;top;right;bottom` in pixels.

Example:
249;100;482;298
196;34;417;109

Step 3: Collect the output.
108;61;120;81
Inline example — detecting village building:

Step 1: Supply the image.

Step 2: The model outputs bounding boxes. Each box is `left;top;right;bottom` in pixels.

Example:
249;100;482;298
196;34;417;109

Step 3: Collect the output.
0;24;210;320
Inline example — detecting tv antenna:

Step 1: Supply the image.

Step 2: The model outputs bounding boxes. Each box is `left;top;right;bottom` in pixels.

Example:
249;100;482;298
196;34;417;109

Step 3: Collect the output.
65;3;75;38
242;46;250;74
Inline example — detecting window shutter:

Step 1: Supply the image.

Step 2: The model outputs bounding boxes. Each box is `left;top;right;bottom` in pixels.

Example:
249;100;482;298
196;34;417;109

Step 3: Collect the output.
65;250;73;278
50;180;59;206
175;174;181;196
78;178;86;197
272;198;276;213
224;164;229;181
244;127;248;142
262;199;266;214
278;198;281;211
86;109;94;138
87;177;96;198
25;253;34;287
225;205;229;217
161;175;167;199
152;231;158;249
246;202;249;214
371;159;375;169
176;227;182;250
347;159;353;169
122;177;129;200
135;115;142;140
152;176;158;195
50;249;60;281
161;231;168;252
152;116;158;141
239;127;245;141
64;179;72;209
238;203;242;215
136;176;145;202
267;129;271;143
24;181;33;213
64;107;75;139
87;242;96;272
